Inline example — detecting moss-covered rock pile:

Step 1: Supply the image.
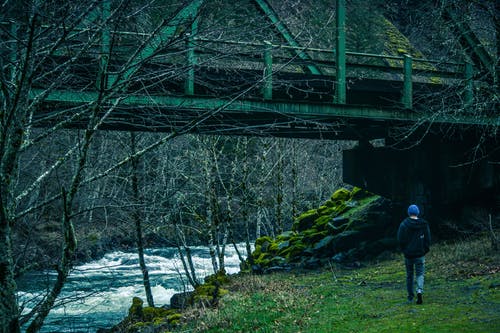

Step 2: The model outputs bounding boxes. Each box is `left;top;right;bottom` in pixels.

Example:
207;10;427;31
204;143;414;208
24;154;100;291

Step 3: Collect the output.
191;270;230;307
97;297;182;333
99;271;232;333
250;187;398;272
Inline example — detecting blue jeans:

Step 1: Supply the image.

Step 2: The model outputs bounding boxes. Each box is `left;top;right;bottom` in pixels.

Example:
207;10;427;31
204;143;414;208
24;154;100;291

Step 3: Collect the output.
405;256;425;299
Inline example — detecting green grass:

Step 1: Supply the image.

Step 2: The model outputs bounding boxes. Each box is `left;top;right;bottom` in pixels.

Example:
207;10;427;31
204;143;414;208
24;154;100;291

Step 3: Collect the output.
176;237;500;333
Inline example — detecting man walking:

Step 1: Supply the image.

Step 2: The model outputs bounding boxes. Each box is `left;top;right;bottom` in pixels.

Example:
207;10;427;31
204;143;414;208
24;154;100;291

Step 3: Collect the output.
397;204;431;304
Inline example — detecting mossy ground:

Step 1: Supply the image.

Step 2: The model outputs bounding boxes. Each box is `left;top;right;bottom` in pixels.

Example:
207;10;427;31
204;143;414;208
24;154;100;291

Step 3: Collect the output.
175;236;499;332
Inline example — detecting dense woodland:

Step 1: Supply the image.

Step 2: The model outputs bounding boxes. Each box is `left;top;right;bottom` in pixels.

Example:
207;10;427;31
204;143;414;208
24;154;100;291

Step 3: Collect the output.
0;0;498;332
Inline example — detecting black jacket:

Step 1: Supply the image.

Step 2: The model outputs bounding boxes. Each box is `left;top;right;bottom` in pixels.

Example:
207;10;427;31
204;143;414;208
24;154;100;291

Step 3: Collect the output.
397;217;431;259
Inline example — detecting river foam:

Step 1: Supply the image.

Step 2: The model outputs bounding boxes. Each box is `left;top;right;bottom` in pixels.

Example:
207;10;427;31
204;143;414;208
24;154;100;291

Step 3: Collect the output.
18;243;250;332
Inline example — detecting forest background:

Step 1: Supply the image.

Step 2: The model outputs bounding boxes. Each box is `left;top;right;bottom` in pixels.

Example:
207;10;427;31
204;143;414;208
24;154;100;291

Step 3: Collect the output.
0;0;498;332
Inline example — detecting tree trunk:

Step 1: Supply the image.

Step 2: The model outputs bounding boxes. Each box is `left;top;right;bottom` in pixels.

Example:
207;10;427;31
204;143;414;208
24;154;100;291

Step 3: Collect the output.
26;188;76;333
0;218;20;333
204;143;220;273
291;139;298;218
175;219;199;288
241;138;254;264
495;0;499;85
130;132;154;307
275;141;284;235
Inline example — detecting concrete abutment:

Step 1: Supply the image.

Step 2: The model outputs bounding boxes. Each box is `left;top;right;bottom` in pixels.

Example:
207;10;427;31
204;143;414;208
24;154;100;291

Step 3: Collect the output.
343;135;499;224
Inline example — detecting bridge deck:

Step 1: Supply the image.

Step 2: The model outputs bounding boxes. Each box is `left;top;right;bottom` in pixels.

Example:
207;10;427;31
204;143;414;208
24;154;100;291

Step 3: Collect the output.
27;38;495;140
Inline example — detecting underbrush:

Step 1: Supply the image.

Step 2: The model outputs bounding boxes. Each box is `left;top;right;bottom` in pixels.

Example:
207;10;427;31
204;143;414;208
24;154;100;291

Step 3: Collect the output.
175;235;500;333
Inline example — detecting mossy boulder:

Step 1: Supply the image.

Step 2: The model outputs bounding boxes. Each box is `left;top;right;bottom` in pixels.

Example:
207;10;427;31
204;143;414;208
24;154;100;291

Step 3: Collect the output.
102;297;182;333
250;187;399;272
292;209;319;232
331;188;351;202
254;236;274;253
276;231;294;241
193;283;229;305
192;270;231;307
128;297;144;321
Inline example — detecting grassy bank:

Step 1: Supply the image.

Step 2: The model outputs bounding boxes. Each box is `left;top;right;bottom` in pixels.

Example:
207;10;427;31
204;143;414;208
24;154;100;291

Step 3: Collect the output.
176;236;499;332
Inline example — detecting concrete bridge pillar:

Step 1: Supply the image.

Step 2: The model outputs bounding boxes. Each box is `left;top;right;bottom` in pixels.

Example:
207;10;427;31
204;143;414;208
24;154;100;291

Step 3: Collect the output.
343;135;500;214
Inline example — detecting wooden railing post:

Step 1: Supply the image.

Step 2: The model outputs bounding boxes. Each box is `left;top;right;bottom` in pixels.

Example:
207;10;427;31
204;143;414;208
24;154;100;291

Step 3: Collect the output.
185;18;198;96
335;0;346;104
464;61;473;109
263;41;273;100
402;54;413;109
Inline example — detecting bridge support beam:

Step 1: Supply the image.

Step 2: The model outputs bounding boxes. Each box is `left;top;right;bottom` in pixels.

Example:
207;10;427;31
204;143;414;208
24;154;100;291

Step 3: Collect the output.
263;41;273;100
402;55;412;109
253;0;322;75
335;0;346;104
185;17;198;95
343;136;500;211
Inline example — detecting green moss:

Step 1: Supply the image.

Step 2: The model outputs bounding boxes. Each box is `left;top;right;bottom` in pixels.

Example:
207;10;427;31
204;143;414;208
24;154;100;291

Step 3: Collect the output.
333;202;348;216
255;236;273;247
251;245;262;259
378;17;441;83
331;188;351;201
313;215;332;229
324;199;336;207
252;236;276;260
255;257;271;267
292;209;319;232
341;195;380;221
255;236;273;253
268;241;280;252
278;242;307;260
169;319;180;326
142;306;175;322
276;231;294;241
130;321;147;329
128;297;143;320
255;251;271;262
317;205;331;214
249;188;383;270
350;187;371;200
193;284;229;304
205;270;230;285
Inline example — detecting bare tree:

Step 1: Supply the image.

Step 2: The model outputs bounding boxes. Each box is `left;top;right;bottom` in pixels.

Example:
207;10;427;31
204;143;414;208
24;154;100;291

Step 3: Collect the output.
129;132;154;307
0;0;208;330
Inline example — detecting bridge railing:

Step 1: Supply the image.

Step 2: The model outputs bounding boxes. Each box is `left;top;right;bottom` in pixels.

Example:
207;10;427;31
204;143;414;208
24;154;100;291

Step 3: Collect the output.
2;19;474;109
187;37;473;108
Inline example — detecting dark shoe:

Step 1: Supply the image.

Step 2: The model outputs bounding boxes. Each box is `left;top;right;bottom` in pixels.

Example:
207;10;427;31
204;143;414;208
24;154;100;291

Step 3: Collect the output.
416;293;423;304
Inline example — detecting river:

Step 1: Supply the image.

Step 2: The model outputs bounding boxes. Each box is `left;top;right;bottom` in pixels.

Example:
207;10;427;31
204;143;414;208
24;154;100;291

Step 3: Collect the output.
17;244;248;333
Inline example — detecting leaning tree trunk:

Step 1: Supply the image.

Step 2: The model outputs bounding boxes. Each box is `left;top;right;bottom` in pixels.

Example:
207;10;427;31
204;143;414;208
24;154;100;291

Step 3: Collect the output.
26;188;77;333
174;212;200;288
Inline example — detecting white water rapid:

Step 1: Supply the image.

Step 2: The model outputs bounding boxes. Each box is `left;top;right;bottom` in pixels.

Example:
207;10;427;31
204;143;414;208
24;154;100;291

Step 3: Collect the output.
17;244;248;332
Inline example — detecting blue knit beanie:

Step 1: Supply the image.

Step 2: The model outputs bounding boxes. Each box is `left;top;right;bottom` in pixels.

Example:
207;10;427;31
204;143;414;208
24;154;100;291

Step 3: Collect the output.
407;204;420;216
